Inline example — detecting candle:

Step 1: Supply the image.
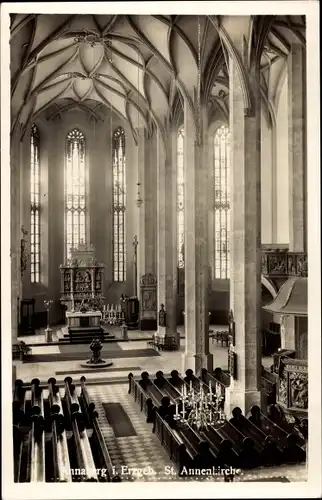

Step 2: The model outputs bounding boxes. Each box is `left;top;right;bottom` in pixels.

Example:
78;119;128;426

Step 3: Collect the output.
190;381;193;392
182;400;185;420
209;381;212;400
183;384;187;397
175;403;179;417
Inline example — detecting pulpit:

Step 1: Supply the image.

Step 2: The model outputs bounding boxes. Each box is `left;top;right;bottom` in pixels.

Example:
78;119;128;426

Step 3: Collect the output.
60;243;105;312
277;357;308;418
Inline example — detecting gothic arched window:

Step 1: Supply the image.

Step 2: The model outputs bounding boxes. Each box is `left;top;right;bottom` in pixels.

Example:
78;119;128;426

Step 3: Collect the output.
30;124;41;283
65;128;86;258
214;125;230;279
177;126;185;268
112;127;126;282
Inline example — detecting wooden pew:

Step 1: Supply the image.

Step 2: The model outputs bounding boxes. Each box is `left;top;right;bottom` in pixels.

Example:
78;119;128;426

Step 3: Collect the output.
154;412;194;472
64;377;98;482
248;407;306;463
13;379;27;426
129;375;195;471
29;379;46;482
214;420;261;469
154;372;182;400
213;368;230;387
200;369;226;400
229;411;284;466
13;380;28;482
179;423;218;466
79;376;117;482
267;404;306;446
48;378;72;482
261;369;277;405
128;373;159;422
13;424;24;483
202;426;240;468
133;372;176;408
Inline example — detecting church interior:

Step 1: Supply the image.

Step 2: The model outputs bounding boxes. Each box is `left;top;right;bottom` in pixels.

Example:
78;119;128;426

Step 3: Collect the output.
9;13;309;484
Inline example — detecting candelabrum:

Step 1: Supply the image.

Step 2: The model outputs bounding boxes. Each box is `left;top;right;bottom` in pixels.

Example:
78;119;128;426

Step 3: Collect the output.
174;380;225;430
44;299;54;342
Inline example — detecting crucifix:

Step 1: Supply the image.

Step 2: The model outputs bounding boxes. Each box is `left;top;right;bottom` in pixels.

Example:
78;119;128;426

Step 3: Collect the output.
132;235;139;297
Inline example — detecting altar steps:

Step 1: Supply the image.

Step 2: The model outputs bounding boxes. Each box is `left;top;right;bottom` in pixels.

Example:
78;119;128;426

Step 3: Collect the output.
59;333;115;344
57;326;115;344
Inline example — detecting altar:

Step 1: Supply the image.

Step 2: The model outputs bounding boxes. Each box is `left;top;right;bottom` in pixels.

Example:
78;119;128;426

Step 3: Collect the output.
66;311;102;330
59;243;107;341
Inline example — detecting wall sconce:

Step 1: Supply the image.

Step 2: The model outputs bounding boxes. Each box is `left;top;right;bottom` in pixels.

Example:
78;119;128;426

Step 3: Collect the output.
136;182;143;208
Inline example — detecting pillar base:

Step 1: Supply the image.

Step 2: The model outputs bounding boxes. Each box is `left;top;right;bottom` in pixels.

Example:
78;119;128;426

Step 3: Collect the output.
224;384;264;418
182;353;213;376
155;327;180;346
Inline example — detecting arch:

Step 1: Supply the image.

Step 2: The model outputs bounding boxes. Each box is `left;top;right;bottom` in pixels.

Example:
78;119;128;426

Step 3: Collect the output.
261;275;277;298
208;16;254;115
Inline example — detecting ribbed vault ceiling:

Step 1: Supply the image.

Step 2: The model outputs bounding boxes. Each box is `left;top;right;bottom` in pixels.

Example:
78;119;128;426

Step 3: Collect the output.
10;14;306;140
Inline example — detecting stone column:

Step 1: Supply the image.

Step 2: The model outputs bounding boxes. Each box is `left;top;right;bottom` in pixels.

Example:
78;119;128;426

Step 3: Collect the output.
136;128;146;294
224;53;263;415
208;127;215;282
136;129;157;291
271;125;278;244
182;101;213;374
283;44;306;351
156;129;179;343
288;44;306;253
10;131;21;344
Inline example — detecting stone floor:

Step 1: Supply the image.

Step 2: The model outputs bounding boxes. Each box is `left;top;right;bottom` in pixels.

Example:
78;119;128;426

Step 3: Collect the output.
15;324;273;383
13;325;307;483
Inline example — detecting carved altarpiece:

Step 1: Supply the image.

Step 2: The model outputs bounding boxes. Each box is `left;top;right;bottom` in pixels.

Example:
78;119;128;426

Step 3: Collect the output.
60;243;104;312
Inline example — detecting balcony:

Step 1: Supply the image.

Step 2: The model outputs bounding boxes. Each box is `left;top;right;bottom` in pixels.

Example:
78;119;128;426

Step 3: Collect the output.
261;251;307;279
176;248;307;297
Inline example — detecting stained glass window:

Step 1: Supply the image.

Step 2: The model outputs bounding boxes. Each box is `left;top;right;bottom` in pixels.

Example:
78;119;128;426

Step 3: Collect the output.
112;127;126;282
65;129;86;258
30;124;41;283
214;125;230;279
177;126;185;268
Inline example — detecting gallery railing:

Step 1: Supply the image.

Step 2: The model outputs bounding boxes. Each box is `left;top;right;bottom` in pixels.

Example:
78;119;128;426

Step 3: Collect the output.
261;251;307;279
177;250;307;295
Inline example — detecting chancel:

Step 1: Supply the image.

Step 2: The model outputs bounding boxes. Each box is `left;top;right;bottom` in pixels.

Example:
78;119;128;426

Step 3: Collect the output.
8;10;311;486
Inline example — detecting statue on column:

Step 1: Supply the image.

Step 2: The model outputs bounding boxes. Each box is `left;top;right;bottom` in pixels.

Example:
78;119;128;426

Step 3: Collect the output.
159;304;166;327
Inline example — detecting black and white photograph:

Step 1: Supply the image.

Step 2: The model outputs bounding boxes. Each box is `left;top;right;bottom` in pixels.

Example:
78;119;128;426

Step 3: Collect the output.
1;1;321;499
